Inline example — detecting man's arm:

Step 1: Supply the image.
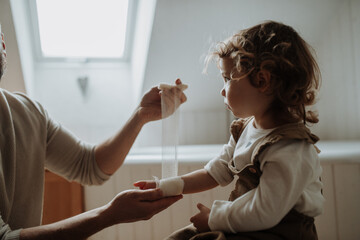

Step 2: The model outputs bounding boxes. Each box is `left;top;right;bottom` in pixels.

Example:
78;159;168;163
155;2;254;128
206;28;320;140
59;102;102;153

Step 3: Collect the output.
20;189;182;240
94;109;146;175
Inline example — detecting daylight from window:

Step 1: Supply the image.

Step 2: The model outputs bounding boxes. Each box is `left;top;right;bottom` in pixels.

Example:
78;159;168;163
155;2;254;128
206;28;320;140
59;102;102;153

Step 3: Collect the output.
36;0;129;58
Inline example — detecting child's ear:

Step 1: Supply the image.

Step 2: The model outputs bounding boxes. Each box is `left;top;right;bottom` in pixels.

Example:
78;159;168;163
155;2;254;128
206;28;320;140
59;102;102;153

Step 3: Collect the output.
255;70;271;92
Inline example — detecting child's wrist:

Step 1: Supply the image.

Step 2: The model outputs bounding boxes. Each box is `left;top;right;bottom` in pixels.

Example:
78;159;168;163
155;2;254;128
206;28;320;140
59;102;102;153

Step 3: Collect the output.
156;176;184;196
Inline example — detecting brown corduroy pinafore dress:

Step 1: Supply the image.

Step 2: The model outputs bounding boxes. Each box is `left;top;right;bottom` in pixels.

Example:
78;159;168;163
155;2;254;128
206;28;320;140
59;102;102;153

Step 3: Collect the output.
166;117;320;240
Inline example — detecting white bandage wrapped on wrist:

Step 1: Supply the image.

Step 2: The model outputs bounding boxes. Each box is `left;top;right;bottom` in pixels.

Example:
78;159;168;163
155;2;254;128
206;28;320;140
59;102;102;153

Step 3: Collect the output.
155;176;184;196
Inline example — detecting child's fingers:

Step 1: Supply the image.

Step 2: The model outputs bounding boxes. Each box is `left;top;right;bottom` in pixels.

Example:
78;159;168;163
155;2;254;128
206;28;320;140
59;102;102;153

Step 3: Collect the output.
197;203;207;211
134;180;157;189
133;181;146;189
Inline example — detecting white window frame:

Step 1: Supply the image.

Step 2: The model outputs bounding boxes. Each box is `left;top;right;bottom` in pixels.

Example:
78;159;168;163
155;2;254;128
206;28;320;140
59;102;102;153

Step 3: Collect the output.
27;0;137;64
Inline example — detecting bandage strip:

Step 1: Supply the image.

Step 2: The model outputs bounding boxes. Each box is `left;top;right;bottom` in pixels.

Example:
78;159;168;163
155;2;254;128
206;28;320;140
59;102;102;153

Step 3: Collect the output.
161;97;179;179
159;83;187;179
158;83;187;196
155;176;184;196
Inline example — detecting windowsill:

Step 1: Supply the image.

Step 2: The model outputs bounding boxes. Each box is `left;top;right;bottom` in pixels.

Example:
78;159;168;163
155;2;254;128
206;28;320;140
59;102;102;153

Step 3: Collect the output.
123;141;360;165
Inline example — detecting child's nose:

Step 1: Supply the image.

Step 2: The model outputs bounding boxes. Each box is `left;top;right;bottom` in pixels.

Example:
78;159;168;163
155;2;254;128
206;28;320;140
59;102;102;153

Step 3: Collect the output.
220;87;225;97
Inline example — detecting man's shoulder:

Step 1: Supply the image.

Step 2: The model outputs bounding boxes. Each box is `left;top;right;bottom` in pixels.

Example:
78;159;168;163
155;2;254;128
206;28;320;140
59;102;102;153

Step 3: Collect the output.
1;88;46;116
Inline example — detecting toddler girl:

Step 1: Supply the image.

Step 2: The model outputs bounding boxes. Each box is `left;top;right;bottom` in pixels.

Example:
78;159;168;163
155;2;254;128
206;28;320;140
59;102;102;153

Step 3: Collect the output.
135;20;324;240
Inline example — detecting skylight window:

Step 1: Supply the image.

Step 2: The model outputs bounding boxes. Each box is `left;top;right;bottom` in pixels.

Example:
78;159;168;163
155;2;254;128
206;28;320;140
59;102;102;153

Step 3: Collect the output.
35;0;129;59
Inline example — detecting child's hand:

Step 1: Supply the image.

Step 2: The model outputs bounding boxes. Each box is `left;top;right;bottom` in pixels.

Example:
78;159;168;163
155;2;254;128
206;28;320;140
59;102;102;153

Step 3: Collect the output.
190;203;211;232
133;180;157;190
135;176;184;197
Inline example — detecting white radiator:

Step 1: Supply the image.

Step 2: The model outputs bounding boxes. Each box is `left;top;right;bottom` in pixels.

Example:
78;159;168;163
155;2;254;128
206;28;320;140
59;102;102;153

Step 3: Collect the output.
85;141;360;240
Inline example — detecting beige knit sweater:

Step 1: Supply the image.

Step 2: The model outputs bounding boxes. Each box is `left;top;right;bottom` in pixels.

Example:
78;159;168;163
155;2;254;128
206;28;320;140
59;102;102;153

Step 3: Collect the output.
0;89;109;239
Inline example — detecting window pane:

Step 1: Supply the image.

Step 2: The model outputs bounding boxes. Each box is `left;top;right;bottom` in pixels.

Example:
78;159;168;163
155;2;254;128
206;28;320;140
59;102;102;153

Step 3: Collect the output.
36;0;129;58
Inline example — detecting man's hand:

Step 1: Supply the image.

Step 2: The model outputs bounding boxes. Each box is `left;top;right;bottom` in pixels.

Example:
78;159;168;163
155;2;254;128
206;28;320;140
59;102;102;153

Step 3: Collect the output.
104;188;182;224
20;188;182;240
190;203;211;232
137;79;187;123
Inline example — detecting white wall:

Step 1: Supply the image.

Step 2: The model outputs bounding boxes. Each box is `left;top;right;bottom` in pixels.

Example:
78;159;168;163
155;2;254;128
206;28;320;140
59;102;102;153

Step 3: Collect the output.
9;0;35;96
131;0;156;104
313;0;360;140
34;64;134;143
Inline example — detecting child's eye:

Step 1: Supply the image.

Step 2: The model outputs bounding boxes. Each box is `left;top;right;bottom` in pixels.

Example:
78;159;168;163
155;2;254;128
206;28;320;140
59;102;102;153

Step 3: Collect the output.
224;77;232;83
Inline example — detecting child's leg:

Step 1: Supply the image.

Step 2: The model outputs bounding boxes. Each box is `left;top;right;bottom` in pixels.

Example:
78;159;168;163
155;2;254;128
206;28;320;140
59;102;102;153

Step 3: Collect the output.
164;210;317;240
164;224;198;240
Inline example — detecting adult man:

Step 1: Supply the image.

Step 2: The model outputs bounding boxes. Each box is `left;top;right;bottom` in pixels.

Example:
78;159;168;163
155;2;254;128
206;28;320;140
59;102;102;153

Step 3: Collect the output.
0;28;186;240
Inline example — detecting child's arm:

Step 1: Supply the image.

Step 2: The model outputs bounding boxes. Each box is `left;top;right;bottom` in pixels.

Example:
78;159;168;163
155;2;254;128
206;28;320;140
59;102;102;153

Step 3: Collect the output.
134;169;218;195
181;169;218;194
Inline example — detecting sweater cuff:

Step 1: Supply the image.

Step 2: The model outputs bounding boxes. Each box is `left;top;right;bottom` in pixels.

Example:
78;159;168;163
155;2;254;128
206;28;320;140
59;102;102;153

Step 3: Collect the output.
204;160;233;186
208;200;235;233
91;146;111;182
5;229;21;240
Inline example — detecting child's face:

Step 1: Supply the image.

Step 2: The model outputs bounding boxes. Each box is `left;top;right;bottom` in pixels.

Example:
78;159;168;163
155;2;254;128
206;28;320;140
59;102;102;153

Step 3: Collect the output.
0;31;6;80
219;57;264;119
1;32;6;57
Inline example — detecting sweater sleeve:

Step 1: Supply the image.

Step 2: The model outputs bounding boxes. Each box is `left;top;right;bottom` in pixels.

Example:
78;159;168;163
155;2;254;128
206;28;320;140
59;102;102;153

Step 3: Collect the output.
14;93;110;185
204;136;237;186
208;140;318;232
44;113;110;185
0;215;21;240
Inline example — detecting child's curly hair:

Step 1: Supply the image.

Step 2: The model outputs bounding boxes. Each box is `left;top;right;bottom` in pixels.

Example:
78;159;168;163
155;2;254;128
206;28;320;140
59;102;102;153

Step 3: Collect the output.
209;21;321;124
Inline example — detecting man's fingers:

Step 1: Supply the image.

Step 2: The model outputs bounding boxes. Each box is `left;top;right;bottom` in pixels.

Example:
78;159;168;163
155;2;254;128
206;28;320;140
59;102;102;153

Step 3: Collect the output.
140;195;183;221
152;195;183;211
151;86;161;93
180;92;187;103
135;188;164;201
172;83;187;103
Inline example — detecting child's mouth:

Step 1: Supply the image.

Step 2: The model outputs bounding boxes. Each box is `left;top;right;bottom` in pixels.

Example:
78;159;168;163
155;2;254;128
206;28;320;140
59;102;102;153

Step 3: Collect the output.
225;103;231;110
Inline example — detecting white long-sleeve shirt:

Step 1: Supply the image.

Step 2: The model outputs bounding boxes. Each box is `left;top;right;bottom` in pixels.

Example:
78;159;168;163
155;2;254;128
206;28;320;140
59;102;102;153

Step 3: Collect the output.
0;89;110;240
204;118;324;233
